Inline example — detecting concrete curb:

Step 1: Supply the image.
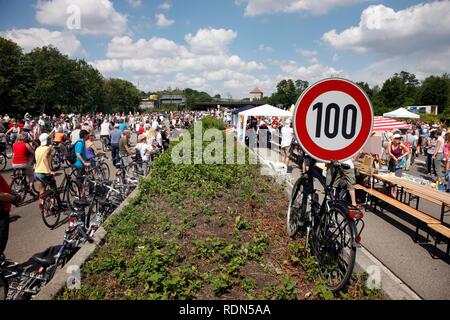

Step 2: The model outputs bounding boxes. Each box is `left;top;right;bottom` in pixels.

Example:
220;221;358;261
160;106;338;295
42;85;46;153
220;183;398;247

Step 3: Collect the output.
246;144;421;300
33;187;141;300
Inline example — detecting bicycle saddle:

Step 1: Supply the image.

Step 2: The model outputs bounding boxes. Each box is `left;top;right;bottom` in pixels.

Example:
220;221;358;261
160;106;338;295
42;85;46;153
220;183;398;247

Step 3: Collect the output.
73;198;90;208
32;255;56;268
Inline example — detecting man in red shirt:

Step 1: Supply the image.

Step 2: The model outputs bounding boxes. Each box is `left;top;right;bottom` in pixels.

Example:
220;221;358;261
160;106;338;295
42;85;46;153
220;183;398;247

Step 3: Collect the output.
0;175;19;256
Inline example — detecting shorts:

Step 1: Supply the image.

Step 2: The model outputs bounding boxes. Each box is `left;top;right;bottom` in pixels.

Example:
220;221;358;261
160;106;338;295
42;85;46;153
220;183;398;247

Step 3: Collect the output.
12;163;34;179
35;173;54;187
333;168;356;191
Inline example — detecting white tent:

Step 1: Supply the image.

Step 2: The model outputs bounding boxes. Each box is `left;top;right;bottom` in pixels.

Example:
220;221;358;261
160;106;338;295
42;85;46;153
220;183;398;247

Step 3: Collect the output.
383;107;420;119
238;104;292;142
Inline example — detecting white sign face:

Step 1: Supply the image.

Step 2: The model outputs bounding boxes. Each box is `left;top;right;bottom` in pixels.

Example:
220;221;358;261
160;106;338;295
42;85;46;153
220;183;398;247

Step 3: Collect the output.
305;91;363;151
294;78;374;162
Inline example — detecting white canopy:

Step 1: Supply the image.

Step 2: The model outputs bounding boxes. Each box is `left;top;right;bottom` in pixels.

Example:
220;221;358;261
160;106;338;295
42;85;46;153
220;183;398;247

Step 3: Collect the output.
238;104;292;142
383;107;420;119
238;104;292;117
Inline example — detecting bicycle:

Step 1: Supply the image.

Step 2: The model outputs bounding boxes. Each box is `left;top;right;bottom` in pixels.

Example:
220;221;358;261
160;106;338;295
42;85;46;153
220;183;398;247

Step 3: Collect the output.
93;155;111;181
50;141;69;171
40;167;81;229
9;168;39;204
114;157;138;196
100;136;111;152
0;142;12;171
286;154;364;292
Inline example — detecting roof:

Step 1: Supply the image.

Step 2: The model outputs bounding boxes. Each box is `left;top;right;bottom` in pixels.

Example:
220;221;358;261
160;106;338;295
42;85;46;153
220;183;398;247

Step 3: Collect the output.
250;87;263;94
238;104;292;117
232;105;258;114
383;107;420;119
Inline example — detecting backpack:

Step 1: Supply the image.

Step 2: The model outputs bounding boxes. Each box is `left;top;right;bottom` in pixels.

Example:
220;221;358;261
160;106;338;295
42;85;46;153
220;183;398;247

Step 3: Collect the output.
67;140;82;165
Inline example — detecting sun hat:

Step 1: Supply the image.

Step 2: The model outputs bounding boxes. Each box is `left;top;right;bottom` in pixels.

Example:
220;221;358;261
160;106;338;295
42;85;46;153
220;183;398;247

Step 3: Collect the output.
393;133;401;139
39;133;49;146
285;119;292;125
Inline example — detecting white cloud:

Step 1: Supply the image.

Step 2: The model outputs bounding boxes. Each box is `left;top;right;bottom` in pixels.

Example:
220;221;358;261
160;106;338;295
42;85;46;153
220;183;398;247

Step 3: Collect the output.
280;60;345;82
127;0;142;8
106;36;187;59
1;28;83;57
158;2;172;10
296;48;318;58
89;29;268;97
322;2;450;55
240;0;365;16
258;44;273;52
35;0;127;36
185;28;237;55
155;13;174;28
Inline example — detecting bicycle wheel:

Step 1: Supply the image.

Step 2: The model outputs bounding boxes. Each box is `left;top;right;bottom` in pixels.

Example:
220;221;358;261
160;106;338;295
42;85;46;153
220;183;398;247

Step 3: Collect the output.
0;275;8;300
287;178;306;237
126;163;139;178
10;177;27;204
65;180;81;209
0;154;6;171
41;194;61;229
311;205;356;292
99;162;110;181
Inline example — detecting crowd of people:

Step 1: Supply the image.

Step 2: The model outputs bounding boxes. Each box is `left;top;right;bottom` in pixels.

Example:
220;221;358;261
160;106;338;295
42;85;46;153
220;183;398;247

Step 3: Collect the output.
0;110;210;258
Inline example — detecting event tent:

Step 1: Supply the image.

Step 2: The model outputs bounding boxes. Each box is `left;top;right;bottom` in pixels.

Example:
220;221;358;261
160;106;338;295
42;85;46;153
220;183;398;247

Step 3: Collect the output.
373;116;411;132
383;107;420;119
237;104;292;141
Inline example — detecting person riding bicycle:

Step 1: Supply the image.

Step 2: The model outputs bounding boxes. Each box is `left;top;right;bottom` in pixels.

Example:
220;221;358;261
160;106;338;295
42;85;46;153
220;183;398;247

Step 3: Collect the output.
85;134;105;167
12;133;36;196
34;133;56;209
100;119;111;147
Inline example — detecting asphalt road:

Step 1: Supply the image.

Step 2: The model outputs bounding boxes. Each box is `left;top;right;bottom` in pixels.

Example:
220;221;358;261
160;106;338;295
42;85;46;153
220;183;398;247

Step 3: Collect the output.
2;138;118;265
257;147;450;300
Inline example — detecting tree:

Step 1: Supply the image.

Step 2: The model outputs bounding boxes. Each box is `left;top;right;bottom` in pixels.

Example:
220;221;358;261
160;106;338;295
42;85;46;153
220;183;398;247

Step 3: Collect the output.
295;80;309;97
418;74;450;114
269;79;298;107
102;78;141;113
0;37;31;115
380;75;406;111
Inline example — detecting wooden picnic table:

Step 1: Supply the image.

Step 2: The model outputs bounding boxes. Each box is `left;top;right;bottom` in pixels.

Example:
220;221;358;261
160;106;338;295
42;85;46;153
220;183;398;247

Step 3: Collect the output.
359;170;450;223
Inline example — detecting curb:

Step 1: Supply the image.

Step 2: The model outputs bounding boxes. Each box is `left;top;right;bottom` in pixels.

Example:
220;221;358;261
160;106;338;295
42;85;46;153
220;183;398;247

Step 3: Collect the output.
246;144;421;300
33;186;141;300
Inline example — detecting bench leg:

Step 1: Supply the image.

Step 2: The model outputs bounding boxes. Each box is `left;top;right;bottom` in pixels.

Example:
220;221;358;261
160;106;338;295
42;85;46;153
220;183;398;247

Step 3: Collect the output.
414;220;420;243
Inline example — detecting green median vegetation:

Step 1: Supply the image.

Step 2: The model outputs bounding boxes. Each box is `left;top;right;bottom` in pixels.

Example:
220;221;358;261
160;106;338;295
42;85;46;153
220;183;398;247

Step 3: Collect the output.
57;116;384;300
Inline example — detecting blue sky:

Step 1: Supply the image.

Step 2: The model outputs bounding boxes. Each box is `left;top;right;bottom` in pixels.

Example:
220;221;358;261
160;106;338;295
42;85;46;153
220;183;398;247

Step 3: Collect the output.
1;0;449;98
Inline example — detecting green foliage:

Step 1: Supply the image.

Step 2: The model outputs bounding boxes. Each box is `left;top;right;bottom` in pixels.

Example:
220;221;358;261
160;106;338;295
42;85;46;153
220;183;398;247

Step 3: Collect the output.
210;273;233;296
262;276;297;300
0;37;141;115
312;281;335;300
419;74;450;114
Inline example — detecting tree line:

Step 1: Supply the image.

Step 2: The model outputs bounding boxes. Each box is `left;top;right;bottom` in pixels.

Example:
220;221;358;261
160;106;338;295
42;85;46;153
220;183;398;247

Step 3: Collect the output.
267;72;450;121
0;37;141;116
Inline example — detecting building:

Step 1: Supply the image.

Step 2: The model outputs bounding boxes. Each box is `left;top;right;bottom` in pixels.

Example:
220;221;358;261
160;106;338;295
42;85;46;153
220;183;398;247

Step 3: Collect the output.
160;95;186;107
139;99;155;109
249;88;263;101
406;105;438;115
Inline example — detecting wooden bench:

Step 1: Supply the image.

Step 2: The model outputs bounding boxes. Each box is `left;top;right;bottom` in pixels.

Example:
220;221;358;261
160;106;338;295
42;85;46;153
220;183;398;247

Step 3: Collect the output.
355;184;440;241
427;224;450;257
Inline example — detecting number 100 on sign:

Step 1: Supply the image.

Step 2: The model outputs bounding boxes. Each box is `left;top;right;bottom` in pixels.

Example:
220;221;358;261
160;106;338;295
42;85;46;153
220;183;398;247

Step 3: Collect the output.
294;79;373;162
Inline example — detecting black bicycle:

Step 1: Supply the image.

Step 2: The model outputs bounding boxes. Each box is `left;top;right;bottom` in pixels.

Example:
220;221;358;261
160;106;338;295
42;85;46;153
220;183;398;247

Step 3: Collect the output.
9;168;39;204
287;154;364;292
41;167;81;229
0;142;11;171
101;136;111;152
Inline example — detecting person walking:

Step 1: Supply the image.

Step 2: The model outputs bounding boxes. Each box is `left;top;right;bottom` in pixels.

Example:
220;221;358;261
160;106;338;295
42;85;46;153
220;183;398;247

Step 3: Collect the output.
110;124;121;167
426;131;437;175
281;119;294;172
432;129;445;184
388;133;410;198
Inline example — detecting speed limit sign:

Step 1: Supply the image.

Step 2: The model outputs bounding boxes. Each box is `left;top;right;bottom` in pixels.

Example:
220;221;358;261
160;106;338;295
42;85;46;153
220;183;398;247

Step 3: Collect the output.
293;78;373;162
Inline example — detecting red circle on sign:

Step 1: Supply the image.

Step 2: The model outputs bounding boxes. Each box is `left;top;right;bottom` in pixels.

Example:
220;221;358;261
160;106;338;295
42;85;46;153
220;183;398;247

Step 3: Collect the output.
293;78;373;162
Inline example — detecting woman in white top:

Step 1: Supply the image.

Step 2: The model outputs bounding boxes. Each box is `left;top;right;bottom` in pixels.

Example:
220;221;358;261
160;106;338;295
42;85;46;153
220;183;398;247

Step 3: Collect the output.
135;135;153;176
281;119;294;169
